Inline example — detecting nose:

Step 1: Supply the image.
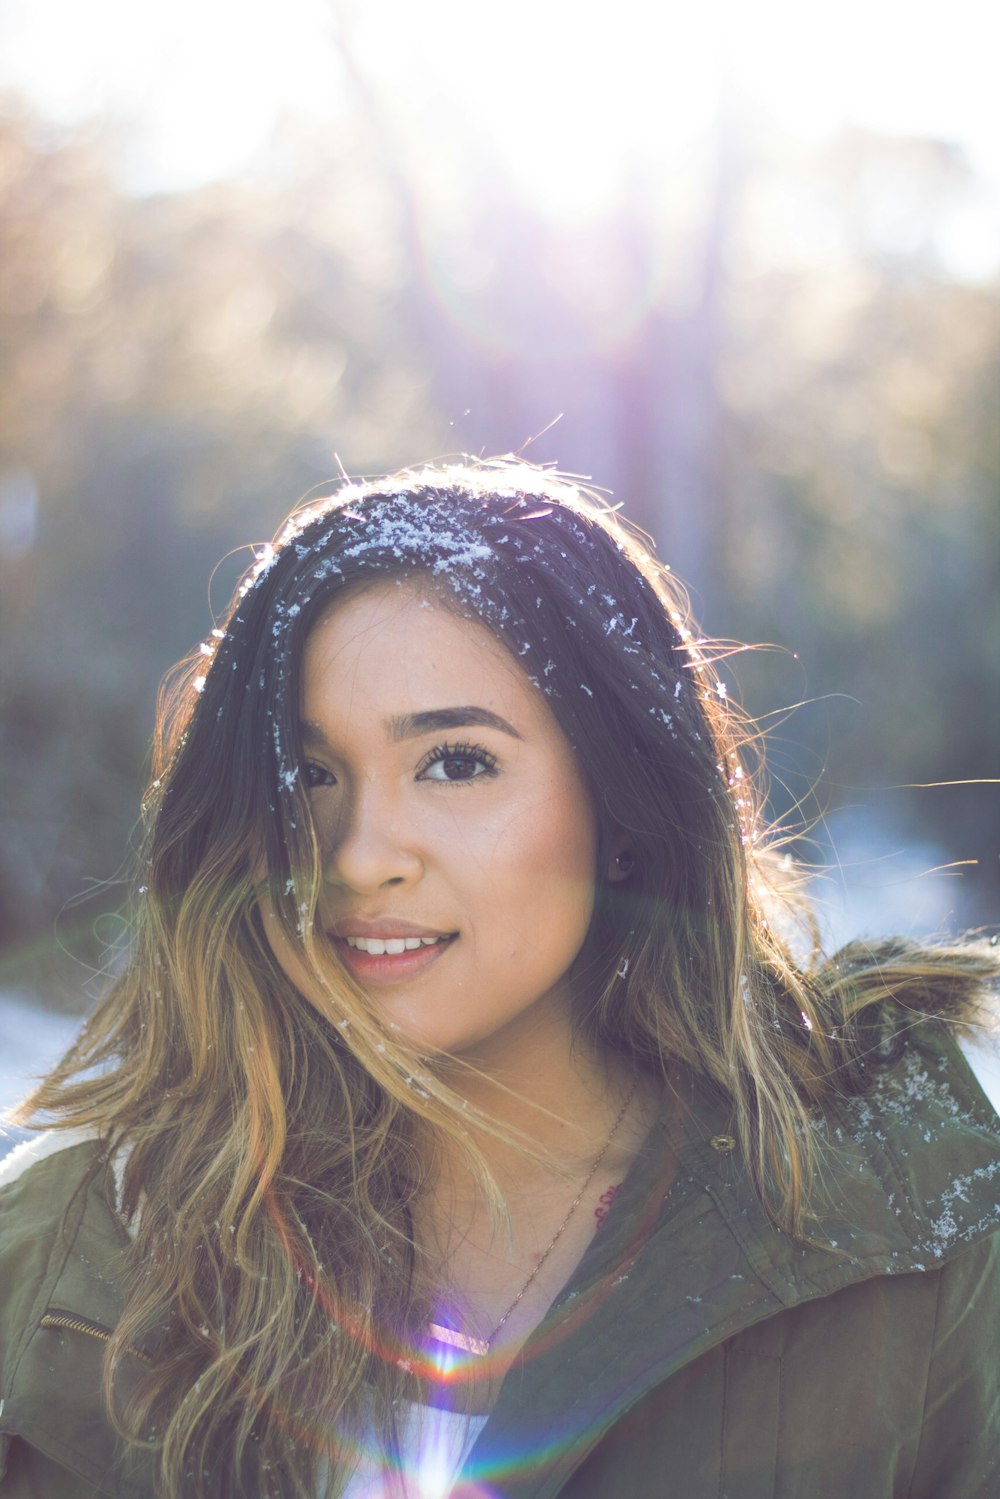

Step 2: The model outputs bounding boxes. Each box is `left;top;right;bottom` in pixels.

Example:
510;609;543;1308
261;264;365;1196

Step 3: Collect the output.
320;780;423;895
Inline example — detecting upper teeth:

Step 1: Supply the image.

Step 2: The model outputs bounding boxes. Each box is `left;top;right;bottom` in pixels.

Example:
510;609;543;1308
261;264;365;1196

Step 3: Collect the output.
344;935;445;955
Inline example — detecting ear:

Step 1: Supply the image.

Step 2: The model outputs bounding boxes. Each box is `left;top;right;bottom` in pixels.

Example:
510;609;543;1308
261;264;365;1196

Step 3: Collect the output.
606;831;635;883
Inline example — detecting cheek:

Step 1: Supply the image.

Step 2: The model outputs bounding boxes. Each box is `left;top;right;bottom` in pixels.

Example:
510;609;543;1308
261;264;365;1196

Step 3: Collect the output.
492;786;598;930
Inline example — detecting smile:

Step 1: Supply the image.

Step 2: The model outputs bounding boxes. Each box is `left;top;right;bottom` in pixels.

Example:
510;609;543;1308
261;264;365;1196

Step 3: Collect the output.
334;932;458;986
344;935;447;955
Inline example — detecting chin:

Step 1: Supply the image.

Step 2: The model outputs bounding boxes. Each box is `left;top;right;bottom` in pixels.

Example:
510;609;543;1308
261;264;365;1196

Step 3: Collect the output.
377;1008;499;1064
393;1025;483;1062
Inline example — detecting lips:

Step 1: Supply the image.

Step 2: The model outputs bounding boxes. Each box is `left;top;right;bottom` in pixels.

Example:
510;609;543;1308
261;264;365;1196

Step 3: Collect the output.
331;925;458;985
332;917;455;941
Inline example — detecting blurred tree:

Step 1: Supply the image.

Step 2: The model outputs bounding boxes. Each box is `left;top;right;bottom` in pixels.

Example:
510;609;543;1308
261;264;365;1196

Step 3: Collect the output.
0;97;441;995
0;92;995;1003
716;128;999;919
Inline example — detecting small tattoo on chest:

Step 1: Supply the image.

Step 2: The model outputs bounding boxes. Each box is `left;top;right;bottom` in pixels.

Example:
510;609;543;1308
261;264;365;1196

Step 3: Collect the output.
594;1183;621;1223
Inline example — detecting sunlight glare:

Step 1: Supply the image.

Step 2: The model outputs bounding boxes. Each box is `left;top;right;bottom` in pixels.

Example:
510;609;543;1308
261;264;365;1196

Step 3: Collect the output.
0;0;996;209
0;0;344;190
350;1;720;220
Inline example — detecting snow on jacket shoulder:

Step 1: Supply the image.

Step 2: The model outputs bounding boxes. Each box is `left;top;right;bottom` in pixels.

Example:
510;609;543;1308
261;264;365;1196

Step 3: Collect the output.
472;1021;1000;1498
2;1019;1000;1497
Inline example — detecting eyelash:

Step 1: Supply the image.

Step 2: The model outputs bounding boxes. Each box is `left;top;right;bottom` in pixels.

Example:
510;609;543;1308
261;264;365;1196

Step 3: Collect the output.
300;740;500;790
416;740;500;784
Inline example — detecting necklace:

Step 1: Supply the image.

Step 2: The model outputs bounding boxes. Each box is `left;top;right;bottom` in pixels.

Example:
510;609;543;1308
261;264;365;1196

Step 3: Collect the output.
427;1075;639;1357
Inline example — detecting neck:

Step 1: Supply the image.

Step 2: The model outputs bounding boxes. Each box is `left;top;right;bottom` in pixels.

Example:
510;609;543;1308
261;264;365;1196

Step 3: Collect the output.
412;1015;658;1388
424;1001;647;1189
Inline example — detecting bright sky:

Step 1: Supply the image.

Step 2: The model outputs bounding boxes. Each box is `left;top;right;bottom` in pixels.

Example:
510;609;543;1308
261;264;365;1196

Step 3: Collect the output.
1;0;996;208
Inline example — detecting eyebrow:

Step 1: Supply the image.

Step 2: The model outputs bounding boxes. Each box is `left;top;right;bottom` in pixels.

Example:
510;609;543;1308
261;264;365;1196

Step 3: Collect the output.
300;706;523;746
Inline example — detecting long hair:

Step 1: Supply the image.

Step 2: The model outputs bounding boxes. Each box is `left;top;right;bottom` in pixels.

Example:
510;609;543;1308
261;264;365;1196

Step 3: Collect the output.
18;458;997;1496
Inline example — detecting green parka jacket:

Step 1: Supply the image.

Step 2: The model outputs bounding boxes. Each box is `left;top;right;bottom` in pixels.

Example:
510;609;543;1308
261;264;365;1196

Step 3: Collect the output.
2;1021;999;1497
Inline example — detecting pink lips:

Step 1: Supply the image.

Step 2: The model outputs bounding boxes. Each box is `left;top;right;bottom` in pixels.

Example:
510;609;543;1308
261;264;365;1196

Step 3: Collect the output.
333;930;457;986
333;917;454;941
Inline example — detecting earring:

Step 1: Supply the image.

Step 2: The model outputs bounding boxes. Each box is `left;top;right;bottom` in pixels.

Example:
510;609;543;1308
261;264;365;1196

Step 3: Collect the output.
614;850;635;877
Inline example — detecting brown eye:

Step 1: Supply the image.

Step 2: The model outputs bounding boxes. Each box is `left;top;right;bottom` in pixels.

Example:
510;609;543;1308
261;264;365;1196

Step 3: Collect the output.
430;755;483;781
303;762;337;789
417;741;499;784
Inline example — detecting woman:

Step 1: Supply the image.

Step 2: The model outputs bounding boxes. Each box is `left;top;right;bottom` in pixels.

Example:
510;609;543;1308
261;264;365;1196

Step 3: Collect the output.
1;459;998;1498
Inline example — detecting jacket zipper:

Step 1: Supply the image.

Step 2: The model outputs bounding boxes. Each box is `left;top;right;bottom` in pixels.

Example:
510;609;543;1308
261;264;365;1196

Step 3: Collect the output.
39;1309;153;1365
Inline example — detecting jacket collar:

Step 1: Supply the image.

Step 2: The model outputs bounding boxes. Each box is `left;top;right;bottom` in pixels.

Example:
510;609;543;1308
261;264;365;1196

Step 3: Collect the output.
467;1025;1000;1497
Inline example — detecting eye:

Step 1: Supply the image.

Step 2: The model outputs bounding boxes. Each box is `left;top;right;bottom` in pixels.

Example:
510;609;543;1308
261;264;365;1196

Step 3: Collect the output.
417;740;499;784
302;761;337;789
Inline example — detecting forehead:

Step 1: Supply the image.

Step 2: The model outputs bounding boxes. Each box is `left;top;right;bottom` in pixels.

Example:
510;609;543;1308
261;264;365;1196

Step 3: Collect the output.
301;580;536;720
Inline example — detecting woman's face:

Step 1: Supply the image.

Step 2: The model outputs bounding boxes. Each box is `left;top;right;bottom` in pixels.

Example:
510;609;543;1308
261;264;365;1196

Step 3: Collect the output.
260;581;602;1061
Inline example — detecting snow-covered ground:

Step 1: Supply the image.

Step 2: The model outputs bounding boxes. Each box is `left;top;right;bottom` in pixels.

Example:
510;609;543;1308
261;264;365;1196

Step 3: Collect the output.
1;993;81;1155
810;805;977;951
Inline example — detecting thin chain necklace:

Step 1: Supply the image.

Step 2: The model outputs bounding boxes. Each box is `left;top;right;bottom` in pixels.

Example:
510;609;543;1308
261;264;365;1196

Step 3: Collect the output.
427;1075;639;1357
